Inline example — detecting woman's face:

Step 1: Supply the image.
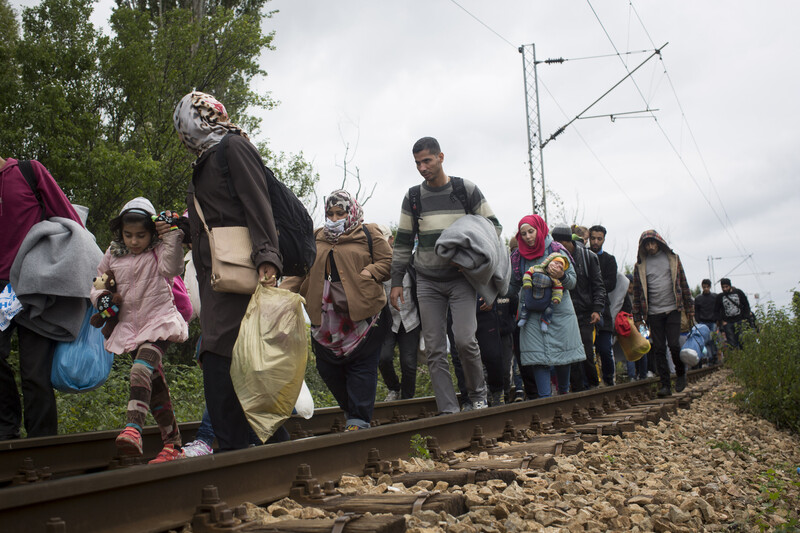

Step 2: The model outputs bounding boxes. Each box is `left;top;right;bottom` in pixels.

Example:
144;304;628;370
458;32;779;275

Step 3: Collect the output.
519;224;537;247
326;206;347;222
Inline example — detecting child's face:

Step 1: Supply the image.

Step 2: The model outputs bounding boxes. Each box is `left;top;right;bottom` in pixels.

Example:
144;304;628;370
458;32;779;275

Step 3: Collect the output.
122;221;152;255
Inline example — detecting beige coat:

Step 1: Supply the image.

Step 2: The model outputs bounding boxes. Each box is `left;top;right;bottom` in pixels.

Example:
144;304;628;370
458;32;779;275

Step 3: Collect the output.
282;223;391;325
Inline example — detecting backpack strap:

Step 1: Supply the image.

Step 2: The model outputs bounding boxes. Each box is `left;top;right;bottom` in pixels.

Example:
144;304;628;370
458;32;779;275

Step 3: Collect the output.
362;224;373;261
216;133;239;199
19;160;45;222
408;184;422;237
408;177;472;237
450;176;473;215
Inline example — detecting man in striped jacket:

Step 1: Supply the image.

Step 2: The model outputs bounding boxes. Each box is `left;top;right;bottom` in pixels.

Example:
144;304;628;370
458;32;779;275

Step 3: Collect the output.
390;137;501;414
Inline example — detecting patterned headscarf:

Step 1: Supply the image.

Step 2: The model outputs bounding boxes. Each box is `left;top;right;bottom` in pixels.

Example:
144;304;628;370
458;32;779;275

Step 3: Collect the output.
323;189;363;242
173;91;248;157
516;214;549;260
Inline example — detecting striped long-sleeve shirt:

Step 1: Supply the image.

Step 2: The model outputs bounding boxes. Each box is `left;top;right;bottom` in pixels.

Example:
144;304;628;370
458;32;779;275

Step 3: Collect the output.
390;177;501;286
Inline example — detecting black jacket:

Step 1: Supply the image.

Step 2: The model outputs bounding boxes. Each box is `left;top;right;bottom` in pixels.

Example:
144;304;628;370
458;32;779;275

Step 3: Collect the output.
694;292;718;322
715;288;750;322
595;250;618;331
567;242;607;324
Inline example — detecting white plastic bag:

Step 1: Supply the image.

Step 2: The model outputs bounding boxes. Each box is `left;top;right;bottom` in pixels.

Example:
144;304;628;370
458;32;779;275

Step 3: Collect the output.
183;252;201;322
293;380;314;419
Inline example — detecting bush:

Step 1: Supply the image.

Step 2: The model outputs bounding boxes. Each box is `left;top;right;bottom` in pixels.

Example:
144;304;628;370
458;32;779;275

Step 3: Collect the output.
56;357;205;434
726;292;800;434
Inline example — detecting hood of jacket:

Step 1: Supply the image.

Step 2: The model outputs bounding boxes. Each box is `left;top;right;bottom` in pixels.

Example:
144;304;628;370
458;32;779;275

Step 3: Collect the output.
636;230;674;263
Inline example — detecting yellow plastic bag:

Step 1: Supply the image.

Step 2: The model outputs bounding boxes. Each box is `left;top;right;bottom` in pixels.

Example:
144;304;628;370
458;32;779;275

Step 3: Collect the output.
231;284;308;443
618;317;651;362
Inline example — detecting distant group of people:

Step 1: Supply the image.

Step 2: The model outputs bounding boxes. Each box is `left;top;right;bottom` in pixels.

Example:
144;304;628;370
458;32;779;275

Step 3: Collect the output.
1;91;755;457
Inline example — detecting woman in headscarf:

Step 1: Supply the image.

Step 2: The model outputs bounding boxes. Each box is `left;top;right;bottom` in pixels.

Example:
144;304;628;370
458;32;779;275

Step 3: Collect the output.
508;215;584;397
282;190;392;430
174;91;282;451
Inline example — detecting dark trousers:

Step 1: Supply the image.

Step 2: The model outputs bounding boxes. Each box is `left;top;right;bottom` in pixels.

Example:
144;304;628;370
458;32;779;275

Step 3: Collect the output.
722;320;744;350
0;318;57;439
648;310;685;388
315;341;381;427
595;330;615;385
570;321;600;392
449;308;505;400
513;327;539;399
202;351;251;451
378;324;420;399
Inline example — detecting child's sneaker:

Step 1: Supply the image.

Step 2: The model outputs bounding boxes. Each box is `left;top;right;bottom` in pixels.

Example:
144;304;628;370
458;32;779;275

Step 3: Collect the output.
181;439;213;458
115;427;143;456
148;444;182;464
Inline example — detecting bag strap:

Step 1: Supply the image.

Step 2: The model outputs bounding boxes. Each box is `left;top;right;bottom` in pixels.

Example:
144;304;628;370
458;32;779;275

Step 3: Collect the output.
19;160;45;222
408;176;471;238
408;184;421;237
216;133;240;199
191;194;212;235
362;224;373;261
450;176;473;215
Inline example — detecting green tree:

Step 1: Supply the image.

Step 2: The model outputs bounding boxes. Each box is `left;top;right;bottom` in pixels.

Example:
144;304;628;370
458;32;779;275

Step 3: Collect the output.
1;0;317;245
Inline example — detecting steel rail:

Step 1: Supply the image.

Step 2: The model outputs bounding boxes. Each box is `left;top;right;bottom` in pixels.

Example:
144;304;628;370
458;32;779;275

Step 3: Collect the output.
0;396;441;485
0;367;716;533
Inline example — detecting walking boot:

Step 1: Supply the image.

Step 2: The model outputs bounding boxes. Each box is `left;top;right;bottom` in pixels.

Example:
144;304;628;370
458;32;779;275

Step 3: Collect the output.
675;375;687;392
657;386;672;398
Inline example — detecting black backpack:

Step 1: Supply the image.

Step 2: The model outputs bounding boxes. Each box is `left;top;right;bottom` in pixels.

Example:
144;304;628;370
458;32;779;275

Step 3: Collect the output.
407;176;472;237
215;133;316;277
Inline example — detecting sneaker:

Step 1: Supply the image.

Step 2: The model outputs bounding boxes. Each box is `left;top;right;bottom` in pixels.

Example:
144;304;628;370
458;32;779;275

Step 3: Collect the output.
116;427;143;456
646;371;656;378
465;400;488;411
657;386;672;398
181;439;213;458
344;424;362;431
489;390;503;407
148;444;182;464
675;375;687;393
513;391;525;403
385;390;400;402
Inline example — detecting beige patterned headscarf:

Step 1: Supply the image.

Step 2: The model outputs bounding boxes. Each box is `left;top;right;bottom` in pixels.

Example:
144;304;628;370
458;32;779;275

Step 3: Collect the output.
173;91;249;157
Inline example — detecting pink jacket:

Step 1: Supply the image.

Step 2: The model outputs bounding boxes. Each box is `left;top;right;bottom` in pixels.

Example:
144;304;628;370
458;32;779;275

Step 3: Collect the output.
91;230;188;355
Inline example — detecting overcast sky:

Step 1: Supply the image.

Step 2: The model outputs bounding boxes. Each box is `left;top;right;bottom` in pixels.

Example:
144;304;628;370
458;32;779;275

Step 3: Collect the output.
13;0;800;307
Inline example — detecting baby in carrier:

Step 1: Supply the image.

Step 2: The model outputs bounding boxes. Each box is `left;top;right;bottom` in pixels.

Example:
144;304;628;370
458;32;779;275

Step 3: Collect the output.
517;252;569;332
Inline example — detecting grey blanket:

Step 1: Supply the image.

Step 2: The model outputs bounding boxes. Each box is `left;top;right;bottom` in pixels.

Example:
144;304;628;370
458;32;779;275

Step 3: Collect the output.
10;217;103;341
435;215;510;305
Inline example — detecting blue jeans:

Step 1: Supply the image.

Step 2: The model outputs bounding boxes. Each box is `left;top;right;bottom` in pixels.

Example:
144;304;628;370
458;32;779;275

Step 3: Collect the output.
194;407;270;447
314;340;382;429
533;364;570;398
626;353;649;380
595;330;615;385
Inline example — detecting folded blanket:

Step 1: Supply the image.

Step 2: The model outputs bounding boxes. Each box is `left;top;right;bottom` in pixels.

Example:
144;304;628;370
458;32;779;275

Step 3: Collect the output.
435;215;510;305
10;217;103;341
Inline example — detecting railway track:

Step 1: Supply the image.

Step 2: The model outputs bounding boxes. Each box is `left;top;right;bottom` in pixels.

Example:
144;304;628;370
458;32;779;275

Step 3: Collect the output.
0;366;717;532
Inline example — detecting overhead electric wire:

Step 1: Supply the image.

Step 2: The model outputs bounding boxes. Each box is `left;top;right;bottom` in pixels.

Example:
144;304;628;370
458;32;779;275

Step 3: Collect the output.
448;0;517;49
448;0;658;228
585;0;768;297
626;0;768;296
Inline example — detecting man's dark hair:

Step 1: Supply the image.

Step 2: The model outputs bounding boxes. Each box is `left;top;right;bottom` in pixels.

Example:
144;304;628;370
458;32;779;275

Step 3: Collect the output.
720;278;732;287
702;279;711;287
413;137;441;155
589;225;607;236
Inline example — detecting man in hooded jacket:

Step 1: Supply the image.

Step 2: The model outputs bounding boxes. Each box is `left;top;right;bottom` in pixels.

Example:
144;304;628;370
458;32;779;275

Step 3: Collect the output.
631;230;694;397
